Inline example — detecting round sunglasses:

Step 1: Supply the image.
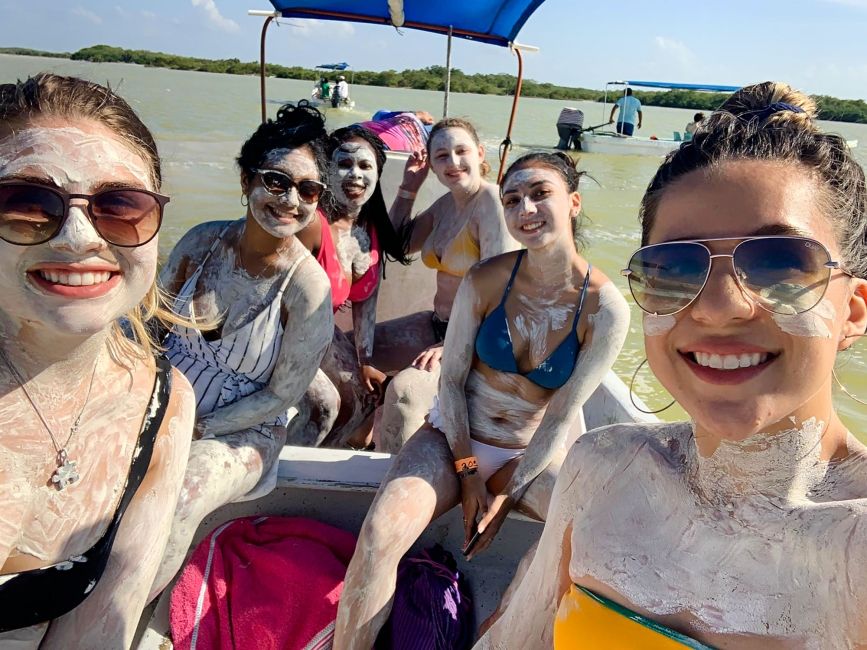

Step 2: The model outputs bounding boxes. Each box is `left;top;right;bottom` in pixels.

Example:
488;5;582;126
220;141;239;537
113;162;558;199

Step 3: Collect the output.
622;235;852;316
252;168;326;204
0;181;168;247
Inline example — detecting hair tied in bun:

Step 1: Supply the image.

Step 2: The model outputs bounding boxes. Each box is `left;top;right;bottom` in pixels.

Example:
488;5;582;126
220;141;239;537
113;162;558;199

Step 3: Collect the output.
742;102;806;123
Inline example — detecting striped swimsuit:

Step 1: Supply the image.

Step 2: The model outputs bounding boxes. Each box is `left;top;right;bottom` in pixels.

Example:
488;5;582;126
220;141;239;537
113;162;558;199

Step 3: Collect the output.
165;226;307;439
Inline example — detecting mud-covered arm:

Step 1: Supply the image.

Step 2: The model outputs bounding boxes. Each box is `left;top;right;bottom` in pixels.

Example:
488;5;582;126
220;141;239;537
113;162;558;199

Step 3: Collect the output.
43;370;196;648
158;221;229;297
197;258;334;437
437;268;486;459
475;440;585;649
352;280;380;365
504;283;629;504
473;184;520;260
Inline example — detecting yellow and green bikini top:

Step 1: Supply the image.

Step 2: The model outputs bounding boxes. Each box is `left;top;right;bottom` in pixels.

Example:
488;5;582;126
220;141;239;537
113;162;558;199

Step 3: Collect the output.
554;584;716;649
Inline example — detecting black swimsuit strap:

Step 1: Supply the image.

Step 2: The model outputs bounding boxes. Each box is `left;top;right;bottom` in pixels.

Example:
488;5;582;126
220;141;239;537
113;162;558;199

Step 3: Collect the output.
0;356;172;633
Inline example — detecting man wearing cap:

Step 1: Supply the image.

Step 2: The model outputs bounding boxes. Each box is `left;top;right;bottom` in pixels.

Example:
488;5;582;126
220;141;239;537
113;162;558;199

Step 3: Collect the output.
608;87;642;136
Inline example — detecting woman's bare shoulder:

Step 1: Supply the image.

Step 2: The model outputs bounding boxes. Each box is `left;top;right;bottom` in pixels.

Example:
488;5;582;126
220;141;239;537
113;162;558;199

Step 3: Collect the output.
569;421;693;478
170;219;238;259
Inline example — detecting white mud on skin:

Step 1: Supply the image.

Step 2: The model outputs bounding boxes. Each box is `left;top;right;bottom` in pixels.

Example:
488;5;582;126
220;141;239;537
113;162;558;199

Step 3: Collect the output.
771;297;835;339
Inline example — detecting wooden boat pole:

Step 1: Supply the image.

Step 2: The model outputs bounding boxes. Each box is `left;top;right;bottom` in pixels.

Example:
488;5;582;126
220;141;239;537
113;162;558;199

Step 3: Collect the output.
443;26;453;119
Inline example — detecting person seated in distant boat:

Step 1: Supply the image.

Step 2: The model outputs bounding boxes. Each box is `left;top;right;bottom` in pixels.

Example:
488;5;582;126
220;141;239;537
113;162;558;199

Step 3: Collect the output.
333;151;629;650
0;73;195;647
609;87;642;136
477;82;867;649
332;75;350;108
151;102;334;596
297;125;411;448
683;111;705;141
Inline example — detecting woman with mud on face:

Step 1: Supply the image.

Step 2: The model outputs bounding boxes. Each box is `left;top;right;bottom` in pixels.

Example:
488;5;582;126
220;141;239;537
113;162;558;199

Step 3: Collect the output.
0;73;195;646
296;125;411;449
375;117;519;453
150;103;334;595
333;151;629;649
477;82;867;650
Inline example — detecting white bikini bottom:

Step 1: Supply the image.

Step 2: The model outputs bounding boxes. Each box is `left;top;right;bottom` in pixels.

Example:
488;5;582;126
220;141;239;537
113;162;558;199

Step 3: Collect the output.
427;396;525;482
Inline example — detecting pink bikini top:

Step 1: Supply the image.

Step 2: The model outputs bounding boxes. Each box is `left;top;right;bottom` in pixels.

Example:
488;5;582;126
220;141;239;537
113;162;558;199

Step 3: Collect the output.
315;210;381;312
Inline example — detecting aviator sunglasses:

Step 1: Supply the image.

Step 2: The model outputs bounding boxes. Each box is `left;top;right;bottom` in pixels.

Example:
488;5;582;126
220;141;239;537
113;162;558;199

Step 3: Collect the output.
0;181;168;247
252;168;326;204
622;235;852;316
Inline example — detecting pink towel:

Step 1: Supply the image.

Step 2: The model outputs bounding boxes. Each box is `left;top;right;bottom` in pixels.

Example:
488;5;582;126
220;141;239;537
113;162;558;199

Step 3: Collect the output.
169;516;356;650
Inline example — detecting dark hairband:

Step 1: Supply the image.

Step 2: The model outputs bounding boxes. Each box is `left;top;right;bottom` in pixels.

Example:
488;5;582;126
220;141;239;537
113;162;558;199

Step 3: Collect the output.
742;102;805;122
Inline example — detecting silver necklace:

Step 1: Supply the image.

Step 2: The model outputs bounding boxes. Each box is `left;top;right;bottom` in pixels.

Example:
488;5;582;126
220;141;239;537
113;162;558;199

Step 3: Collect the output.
0;348;99;490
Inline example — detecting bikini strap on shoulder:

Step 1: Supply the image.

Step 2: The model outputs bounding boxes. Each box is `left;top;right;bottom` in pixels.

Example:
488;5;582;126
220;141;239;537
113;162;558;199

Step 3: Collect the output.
498;249;526;306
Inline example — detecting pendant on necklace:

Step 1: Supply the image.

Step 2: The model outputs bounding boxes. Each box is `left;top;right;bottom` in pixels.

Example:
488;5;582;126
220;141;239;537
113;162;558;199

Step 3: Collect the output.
51;449;80;490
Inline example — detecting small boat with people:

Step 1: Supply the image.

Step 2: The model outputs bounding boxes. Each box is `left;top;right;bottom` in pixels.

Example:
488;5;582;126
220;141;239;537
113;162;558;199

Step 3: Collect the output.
309;62;357;110
557;80;859;155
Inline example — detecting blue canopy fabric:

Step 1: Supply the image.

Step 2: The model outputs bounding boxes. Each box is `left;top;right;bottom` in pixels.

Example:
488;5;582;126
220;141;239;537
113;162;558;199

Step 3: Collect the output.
268;0;545;46
611;80;741;93
316;62;350;70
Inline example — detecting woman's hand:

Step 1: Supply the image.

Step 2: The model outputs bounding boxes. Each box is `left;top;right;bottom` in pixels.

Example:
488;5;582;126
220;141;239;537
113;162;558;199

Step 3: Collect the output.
411;343;444;372
460;472;489;547
359;364;387;400
466;493;515;560
401;150;429;191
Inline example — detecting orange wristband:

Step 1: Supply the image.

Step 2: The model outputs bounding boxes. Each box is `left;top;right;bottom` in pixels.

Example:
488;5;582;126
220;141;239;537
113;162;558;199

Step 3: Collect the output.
454;456;479;474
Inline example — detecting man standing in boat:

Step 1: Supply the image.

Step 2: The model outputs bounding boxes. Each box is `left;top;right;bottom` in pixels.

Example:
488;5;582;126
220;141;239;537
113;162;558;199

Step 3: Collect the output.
333;75;350;108
609;87;642;136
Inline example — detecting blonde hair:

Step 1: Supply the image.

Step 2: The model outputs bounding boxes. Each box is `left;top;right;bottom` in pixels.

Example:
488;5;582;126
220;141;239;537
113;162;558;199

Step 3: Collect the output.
0;73;193;359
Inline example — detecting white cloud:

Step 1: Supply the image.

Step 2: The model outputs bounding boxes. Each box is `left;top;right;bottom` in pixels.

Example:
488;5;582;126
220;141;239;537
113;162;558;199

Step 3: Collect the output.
652;36;695;68
191;0;240;33
282;18;355;38
71;6;103;25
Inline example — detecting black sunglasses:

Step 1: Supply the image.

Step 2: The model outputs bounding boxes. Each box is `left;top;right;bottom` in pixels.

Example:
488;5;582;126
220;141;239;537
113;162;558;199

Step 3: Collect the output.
622;235;851;316
252;168;326;204
0;181;168;247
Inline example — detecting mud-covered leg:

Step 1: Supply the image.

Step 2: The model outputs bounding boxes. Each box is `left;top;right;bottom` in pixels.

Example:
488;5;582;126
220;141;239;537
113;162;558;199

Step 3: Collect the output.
379;365;440;453
148;425;287;599
334;426;461;650
370;310;439;374
287;368;340;446
321;327;374;447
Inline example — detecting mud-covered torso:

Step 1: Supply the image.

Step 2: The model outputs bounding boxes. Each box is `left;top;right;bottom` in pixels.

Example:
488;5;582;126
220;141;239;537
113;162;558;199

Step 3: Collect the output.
570;422;867;649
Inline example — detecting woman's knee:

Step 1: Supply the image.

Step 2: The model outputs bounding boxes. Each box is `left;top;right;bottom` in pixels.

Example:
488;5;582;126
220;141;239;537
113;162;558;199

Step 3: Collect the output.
386;366;437;411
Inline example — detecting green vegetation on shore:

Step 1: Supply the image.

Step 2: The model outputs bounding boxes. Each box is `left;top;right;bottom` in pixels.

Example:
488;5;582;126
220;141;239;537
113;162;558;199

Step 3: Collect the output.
4;45;867;124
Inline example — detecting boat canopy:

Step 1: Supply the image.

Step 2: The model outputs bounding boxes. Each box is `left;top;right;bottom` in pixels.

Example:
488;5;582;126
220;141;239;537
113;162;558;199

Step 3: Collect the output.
608;80;741;93
316;62;350;70
266;0;545;46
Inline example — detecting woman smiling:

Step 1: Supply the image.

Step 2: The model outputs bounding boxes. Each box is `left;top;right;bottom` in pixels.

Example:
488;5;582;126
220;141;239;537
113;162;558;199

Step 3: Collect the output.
334;151;628;649
477;82;867;649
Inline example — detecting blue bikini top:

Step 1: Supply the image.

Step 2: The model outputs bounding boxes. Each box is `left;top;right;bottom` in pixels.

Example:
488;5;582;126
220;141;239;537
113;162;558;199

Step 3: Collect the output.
474;250;591;390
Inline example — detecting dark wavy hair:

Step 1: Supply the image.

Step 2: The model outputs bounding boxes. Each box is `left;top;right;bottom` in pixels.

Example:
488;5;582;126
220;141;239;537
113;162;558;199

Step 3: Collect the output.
325;125;411;265
237;100;329;185
502;151;590;251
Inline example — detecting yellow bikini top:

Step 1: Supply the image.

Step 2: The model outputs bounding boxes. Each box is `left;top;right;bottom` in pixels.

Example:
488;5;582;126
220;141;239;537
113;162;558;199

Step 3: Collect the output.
554;584;715;649
421;221;480;277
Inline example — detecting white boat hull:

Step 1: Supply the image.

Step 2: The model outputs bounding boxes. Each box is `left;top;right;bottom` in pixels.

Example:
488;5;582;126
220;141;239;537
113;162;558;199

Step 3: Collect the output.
581;131;681;156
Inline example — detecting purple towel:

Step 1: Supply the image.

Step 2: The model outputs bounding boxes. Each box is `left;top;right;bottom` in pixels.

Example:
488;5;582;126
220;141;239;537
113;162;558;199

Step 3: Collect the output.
377;545;474;650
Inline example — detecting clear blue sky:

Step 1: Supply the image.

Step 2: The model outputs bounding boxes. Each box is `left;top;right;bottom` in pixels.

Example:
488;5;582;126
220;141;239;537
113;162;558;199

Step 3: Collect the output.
1;0;866;100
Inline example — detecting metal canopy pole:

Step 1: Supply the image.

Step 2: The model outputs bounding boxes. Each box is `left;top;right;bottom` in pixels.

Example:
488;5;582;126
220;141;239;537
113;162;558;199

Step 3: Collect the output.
250;10;279;124
497;43;538;184
443;25;453;119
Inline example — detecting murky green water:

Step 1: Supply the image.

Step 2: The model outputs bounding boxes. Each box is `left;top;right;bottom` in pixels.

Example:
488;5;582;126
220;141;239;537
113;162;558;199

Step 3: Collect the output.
4;54;867;439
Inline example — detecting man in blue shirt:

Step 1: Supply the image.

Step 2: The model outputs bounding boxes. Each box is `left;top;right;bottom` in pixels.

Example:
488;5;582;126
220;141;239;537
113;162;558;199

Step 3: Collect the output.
609;88;642;136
